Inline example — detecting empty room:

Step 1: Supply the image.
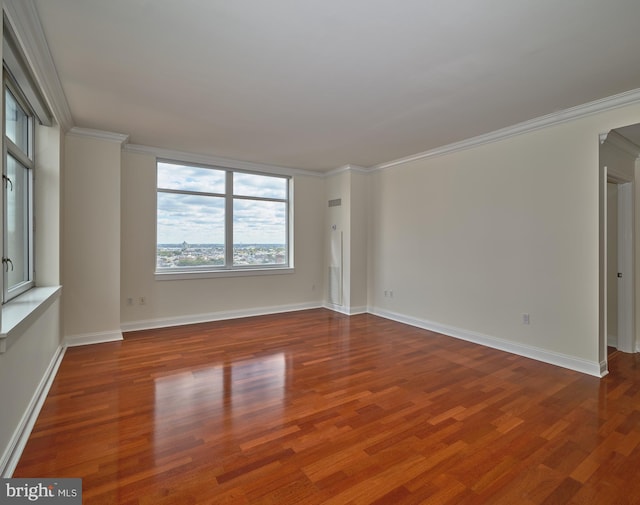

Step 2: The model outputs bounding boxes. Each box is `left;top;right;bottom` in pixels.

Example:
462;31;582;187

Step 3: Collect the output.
2;1;640;503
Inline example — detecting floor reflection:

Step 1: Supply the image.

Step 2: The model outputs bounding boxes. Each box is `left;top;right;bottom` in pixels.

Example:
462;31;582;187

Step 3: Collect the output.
153;353;288;459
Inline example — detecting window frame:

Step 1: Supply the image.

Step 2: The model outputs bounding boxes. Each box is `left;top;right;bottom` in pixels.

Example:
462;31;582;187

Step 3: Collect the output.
2;72;35;302
155;159;293;278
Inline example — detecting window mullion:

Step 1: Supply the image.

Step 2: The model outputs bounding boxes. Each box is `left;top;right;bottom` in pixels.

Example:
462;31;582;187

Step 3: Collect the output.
232;194;286;204
158;187;225;199
5;138;32;168
225;171;233;269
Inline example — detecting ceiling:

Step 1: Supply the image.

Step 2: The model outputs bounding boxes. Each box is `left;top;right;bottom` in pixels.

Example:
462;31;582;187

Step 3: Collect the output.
32;0;640;172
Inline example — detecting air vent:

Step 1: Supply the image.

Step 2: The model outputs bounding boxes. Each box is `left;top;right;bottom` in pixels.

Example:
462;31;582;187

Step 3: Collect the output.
328;198;342;207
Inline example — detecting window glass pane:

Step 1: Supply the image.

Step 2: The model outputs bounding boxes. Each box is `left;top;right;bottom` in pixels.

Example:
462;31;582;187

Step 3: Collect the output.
157;192;225;268
234;172;287;199
157;162;225;194
233;199;287;265
5;89;29;155
6;155;29;288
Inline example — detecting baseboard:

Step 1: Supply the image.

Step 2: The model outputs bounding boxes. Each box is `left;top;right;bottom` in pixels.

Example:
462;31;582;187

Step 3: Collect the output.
64;330;123;347
120;302;323;333
370;307;603;377
607;334;618;348
324;303;368;316
0;345;66;477
600;360;609;377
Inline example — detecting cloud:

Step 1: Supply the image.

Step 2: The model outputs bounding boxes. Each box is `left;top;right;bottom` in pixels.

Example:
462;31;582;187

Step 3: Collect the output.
233;200;286;244
157;192;225;243
156;166;289;245
233;172;287;199
158;162;225;194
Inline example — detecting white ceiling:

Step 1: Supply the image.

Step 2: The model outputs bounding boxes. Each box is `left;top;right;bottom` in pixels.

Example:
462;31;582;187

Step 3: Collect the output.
33;0;640;172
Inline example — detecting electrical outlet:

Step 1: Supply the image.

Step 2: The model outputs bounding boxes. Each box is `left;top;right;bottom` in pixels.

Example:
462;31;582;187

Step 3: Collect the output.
522;313;530;325
139;296;146;305
126;297;133;306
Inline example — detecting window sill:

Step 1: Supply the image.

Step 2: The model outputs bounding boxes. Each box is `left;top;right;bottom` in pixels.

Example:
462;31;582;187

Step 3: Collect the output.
0;286;62;353
155;267;294;281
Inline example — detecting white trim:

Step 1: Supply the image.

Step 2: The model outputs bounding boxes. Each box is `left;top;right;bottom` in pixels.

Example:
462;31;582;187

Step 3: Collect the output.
370;307;604;377
600;360;609;377
64;330;123;347
68;127;129;145
374;88;640;171
3;0;73;131
0;344;65;477
325;304;349;315
124;143;322;178
602;130;640;158
0;286;62;353
325;164;370;176
120;302;322;333
324;303;367;316
599;132;609;144
155;267;294;281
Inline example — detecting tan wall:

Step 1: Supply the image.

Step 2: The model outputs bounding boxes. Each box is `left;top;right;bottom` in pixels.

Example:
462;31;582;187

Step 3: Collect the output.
369;102;640;371
120;150;325;328
63;133;122;340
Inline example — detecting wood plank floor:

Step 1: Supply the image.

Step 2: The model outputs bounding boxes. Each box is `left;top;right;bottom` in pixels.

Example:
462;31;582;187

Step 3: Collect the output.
14;309;640;504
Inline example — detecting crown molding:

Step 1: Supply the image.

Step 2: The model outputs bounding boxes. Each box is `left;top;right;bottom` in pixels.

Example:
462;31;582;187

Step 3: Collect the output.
123;143;323;178
325;164;370;176
600;130;640;158
374;87;640;171
68;127;129;144
3;0;74;131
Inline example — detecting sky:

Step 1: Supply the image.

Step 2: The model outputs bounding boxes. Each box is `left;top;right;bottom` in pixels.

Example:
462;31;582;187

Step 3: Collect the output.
157;162;288;245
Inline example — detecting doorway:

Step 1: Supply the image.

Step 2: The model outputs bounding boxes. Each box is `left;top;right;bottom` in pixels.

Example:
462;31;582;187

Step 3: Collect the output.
599;126;639;374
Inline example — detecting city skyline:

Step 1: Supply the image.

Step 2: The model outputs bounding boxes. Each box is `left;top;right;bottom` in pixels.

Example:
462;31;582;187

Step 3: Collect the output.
157;243;286;268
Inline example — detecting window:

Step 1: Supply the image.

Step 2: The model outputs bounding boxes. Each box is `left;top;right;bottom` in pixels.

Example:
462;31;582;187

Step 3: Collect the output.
156;160;291;274
2;76;34;301
1;19;53;306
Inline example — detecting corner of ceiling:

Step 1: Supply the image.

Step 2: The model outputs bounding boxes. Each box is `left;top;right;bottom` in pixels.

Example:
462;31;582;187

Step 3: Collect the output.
3;0;74;132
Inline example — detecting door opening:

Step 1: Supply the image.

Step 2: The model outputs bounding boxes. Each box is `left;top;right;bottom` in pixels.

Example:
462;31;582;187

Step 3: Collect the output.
600;126;639;374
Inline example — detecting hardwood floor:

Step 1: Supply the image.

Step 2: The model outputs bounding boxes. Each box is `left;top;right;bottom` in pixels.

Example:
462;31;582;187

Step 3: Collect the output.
14;309;640;504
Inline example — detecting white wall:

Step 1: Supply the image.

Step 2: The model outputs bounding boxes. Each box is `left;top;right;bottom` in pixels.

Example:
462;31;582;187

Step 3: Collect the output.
369;102;640;375
35;124;62;286
350;171;368;311
63;133;122;342
120;150;325;329
0;300;61;475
